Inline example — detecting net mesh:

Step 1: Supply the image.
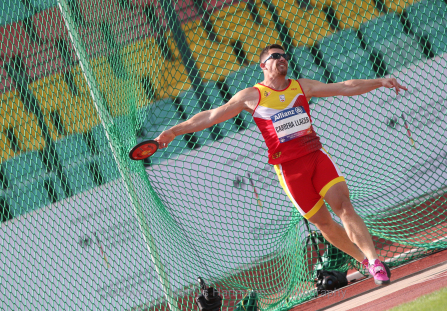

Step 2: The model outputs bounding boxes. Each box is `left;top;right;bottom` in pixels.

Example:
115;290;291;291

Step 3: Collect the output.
1;0;447;310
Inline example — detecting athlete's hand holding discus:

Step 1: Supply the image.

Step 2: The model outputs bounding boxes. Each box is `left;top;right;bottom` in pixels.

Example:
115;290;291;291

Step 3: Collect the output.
155;129;176;149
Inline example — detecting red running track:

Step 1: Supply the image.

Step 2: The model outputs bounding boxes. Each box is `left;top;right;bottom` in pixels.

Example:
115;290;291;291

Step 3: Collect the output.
291;248;447;311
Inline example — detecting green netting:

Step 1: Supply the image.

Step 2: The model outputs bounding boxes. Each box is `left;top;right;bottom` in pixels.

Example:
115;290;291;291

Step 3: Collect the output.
1;0;447;310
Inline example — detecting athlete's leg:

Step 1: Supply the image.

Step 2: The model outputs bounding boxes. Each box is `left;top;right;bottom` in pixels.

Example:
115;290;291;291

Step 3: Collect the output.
307;204;365;262
323;181;379;262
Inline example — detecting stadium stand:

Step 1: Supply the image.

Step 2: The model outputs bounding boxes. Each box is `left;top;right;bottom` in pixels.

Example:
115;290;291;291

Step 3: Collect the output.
1;150;50;217
28;72;100;135
272;0;335;47
0;0;34;26
319;28;376;82
91;125;120;182
54;134;96;196
210;1;281;64
330;0;382;30
0;90;47;152
406;0;447;56
360;13;424;73
122;36;192;98
181;19;240;81
384;0;421;14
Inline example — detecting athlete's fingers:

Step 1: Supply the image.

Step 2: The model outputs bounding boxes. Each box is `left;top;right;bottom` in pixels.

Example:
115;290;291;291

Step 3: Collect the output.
155;130;175;149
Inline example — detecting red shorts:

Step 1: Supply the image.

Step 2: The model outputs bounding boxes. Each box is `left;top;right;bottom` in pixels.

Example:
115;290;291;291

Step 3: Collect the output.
274;149;345;219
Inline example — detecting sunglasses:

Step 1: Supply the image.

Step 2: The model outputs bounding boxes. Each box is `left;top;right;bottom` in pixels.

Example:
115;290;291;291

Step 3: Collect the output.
263;53;290;63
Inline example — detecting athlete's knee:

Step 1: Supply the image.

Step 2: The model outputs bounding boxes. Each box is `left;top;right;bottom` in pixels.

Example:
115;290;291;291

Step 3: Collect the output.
335;199;357;219
308;214;335;232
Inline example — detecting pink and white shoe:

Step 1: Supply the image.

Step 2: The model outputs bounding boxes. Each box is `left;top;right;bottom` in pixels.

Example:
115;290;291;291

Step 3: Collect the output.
361;259;391;285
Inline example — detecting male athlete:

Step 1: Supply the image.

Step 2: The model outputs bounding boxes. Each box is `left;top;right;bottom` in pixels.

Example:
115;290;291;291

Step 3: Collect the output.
155;44;407;285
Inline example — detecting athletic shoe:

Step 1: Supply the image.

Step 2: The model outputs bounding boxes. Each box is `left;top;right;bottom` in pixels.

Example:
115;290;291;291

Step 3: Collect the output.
361;259;391;285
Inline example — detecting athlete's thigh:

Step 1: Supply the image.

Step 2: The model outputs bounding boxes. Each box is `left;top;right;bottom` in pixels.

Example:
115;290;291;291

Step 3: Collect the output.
312;149;345;198
274;153;323;219
323;181;351;212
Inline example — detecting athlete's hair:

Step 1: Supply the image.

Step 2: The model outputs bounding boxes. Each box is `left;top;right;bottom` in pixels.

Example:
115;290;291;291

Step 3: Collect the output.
259;44;285;63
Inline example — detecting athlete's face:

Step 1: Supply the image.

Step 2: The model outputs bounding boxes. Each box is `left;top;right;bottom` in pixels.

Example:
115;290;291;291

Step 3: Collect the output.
262;48;288;76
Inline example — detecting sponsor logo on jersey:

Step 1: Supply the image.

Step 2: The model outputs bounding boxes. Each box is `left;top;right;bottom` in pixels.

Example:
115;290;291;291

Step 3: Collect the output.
264;91;271;97
279;95;285;102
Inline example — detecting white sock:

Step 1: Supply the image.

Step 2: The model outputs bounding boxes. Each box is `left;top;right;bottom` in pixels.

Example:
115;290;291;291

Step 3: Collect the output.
369;259;378;266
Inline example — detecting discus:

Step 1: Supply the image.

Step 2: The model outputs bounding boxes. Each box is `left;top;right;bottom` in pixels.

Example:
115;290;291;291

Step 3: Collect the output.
129;140;159;160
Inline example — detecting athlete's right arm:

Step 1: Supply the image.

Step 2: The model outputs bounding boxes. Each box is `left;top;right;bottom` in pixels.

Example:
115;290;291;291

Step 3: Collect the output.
155;87;259;149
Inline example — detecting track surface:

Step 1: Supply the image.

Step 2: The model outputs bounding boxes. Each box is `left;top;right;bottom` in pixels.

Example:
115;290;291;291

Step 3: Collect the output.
291;249;447;311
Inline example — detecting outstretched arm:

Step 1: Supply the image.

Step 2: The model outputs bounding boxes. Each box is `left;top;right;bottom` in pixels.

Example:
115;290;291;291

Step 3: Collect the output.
299;78;407;101
155;87;259;149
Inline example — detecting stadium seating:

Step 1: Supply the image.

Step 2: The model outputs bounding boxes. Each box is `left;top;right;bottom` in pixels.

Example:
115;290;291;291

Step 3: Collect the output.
1;150;50;217
360;13;424;73
121;36;192;98
33;8;69;42
292;46;327;82
319;28;376;82
383;0;422;14
272;0;335;46
54;134;96;195
181;20;241;81
0;90;48;152
28;73;100;135
0;0;34;27
210;2;281;64
406;0;447;56
224;63;264;95
0;132;15;164
91;125;120;183
137;98;191;163
330;0;382;30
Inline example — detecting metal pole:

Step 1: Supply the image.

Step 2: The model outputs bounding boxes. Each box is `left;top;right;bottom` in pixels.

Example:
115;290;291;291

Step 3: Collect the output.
56;1;179;310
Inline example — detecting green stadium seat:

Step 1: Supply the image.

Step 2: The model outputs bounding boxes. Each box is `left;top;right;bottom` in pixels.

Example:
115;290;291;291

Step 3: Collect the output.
54;134;96;195
45;172;66;202
319;29;376;83
1;151;46;187
406;0;447;56
224;64;264;95
0;1;33;26
292;46;327;82
6;180;50;217
360;13;424;73
31;0;58;11
91;126;120;183
1;151;49;217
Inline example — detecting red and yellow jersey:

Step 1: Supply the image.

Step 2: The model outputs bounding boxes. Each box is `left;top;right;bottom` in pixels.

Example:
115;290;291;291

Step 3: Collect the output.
252;79;322;164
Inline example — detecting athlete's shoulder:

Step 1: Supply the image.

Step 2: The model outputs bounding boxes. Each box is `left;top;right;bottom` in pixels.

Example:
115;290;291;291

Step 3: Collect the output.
234;87;260;101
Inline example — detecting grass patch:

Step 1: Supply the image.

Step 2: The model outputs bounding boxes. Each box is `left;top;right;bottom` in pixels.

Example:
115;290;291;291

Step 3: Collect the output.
388;287;447;311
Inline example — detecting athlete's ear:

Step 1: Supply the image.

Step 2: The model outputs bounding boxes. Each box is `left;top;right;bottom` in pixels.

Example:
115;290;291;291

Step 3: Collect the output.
260;62;266;70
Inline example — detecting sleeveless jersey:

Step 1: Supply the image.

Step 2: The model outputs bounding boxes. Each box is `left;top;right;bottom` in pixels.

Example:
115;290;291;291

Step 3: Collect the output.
252;79;322;164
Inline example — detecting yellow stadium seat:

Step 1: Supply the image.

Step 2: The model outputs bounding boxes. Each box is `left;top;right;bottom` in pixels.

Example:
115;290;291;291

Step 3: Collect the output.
210;2;282;63
384;0;421;14
122;37;191;98
331;0;382;30
0;91;46;152
29;73;100;135
181;20;241;81
0;132;15;164
271;0;335;46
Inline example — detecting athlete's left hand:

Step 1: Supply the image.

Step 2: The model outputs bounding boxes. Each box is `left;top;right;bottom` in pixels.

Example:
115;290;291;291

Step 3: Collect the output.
381;78;408;94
